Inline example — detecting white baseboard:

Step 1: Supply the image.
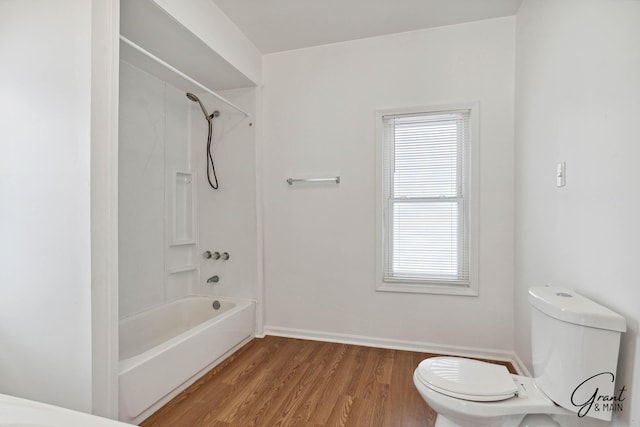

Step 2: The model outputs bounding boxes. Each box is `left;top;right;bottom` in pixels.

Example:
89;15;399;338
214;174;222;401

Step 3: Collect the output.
263;325;527;375
510;352;532;377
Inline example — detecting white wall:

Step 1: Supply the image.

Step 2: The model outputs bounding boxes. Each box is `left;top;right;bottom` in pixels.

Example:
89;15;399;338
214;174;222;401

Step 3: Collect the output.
193;89;259;302
262;17;516;354
90;0;120;417
119;61;200;318
0;0;94;411
119;63;259;315
515;1;640;426
118;62;168;317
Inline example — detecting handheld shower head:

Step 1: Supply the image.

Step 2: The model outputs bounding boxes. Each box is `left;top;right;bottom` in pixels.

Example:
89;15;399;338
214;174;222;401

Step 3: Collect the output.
186;92;221;190
186;92;214;122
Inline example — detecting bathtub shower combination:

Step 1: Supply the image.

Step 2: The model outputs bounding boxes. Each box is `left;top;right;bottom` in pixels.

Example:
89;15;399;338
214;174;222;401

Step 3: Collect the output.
118;10;259;422
118;63;258;422
118;296;255;423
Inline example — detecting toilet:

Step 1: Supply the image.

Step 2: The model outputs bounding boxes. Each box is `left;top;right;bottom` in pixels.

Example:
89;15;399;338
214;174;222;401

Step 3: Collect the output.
413;286;626;427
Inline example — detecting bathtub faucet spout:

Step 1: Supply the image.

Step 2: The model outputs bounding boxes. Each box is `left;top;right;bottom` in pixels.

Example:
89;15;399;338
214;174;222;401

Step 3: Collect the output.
207;275;220;284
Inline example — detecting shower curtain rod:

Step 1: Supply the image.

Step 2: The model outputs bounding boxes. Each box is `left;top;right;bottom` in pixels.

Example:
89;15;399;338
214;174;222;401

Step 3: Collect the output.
120;35;251;118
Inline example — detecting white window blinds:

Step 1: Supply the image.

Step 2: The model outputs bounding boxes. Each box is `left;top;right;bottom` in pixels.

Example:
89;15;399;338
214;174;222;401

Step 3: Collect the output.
382;109;470;285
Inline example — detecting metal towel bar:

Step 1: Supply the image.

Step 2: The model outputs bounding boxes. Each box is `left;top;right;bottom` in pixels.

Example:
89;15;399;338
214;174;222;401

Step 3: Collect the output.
286;176;340;185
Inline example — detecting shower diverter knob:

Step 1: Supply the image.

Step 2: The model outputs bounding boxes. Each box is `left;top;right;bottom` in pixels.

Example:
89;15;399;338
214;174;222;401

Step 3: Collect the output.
203;251;221;260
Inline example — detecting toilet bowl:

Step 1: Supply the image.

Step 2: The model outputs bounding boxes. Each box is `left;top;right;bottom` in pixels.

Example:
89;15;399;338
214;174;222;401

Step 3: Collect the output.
413;357;570;427
413;287;626;427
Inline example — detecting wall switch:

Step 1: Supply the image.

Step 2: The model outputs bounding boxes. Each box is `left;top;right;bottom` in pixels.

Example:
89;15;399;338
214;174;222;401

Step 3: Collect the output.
556;162;566;187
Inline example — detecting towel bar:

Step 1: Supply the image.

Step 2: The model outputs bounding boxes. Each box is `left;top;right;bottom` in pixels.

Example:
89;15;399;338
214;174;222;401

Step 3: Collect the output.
286;176;340;185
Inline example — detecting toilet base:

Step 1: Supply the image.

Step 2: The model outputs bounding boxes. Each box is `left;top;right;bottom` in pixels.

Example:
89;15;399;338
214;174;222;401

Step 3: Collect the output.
434;414;522;427
435;414;562;427
519;415;561;427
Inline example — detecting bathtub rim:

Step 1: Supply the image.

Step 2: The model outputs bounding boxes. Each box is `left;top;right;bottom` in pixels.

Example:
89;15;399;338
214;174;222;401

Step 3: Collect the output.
119;296;255;373
118;294;241;323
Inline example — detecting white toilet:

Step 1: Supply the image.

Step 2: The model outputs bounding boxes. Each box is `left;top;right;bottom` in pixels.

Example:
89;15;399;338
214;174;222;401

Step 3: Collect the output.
413;286;626;427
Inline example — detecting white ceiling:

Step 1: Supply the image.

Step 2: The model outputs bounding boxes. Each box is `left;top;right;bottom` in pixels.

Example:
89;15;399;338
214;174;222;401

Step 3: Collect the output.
211;0;523;54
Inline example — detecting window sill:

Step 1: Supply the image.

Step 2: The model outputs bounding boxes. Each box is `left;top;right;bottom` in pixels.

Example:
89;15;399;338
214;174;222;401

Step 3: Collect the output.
376;282;478;296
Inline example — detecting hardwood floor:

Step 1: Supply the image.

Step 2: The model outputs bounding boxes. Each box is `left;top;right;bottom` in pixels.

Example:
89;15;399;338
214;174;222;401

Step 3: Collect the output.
140;336;516;427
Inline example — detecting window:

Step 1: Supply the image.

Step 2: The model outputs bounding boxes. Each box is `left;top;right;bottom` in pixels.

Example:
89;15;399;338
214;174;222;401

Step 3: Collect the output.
376;105;478;295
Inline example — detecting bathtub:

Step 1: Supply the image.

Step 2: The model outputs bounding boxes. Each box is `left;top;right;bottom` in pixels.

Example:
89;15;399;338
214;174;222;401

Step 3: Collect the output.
118;296;255;423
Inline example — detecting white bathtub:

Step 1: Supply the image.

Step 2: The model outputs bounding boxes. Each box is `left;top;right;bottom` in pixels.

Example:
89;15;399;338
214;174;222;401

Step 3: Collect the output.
118;296;255;424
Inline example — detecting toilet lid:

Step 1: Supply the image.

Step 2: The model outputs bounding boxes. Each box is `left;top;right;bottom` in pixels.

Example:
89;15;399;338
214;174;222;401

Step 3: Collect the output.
416;357;518;402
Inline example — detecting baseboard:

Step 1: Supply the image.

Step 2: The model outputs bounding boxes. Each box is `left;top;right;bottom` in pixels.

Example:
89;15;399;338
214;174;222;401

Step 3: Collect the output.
510;351;532;377
263;325;527;375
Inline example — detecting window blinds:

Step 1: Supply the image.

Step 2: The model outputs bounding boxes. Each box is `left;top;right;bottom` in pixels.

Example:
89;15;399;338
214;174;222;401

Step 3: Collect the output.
382;110;470;285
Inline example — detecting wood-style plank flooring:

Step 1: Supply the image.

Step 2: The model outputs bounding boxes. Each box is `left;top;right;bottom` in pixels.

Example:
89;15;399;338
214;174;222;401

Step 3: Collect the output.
141;336;516;427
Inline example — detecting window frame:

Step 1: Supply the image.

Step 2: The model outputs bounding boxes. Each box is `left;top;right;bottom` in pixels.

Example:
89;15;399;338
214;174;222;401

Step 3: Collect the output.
375;103;479;296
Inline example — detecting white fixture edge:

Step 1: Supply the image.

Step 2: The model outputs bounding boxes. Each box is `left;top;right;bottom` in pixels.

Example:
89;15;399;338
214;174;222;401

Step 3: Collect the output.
127;334;254;425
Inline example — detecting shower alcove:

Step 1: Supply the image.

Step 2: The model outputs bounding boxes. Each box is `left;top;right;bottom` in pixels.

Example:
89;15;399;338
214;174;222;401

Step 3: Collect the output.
117;0;261;423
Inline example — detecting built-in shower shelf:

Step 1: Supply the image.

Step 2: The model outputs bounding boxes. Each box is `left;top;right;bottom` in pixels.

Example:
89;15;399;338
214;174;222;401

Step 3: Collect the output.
170;240;197;247
171;170;196;245
167;265;197;275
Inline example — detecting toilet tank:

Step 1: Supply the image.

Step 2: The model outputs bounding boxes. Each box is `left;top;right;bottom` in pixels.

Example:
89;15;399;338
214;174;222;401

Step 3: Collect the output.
528;287;626;421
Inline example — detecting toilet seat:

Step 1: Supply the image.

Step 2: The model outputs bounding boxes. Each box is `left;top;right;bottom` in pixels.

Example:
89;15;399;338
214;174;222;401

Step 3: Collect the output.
416;357;518;402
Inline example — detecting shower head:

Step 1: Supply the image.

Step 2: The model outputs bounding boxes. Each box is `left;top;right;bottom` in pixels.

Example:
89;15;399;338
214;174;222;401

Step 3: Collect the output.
186;92;220;122
186;92;211;122
187;92;221;190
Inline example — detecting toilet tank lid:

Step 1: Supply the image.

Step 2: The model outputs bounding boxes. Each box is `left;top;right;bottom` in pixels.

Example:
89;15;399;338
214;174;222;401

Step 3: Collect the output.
528;287;626;332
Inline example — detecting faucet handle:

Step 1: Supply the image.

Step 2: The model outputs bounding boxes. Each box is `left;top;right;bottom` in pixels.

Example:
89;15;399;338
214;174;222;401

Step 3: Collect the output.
202;250;222;260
